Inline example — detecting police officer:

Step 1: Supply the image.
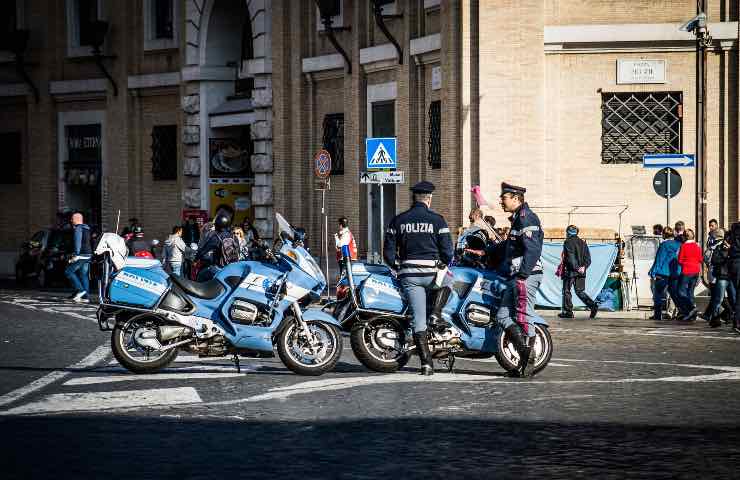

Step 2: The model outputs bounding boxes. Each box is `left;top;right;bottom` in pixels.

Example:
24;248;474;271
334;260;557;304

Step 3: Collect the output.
384;181;454;376
494;183;544;378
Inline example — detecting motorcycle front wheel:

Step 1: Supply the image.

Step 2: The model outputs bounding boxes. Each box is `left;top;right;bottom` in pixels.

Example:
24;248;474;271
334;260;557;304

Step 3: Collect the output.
350;317;410;373
494;323;553;376
111;314;180;374
277;320;343;376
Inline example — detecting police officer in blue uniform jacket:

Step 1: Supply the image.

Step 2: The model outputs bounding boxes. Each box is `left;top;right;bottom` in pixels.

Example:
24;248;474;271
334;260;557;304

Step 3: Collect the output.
384;181;453;376
493;182;545;378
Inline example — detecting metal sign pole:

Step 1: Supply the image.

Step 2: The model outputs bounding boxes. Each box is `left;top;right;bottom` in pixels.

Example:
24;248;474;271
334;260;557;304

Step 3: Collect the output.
324;180;330;296
666;168;671;227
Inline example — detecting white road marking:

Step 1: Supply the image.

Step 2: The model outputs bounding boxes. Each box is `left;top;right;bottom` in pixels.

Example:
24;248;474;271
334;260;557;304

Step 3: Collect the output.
556;327;740;341
2;387;202;416
64;372;246;386
0;344;110;409
0;298;97;323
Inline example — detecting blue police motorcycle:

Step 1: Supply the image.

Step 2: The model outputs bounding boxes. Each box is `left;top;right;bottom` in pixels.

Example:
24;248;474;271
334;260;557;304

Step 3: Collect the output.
330;246;553;374
93;213;343;376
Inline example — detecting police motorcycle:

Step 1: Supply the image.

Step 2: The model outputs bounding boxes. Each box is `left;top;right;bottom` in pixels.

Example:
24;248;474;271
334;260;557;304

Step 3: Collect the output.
92;213;343;376
329;231;553;374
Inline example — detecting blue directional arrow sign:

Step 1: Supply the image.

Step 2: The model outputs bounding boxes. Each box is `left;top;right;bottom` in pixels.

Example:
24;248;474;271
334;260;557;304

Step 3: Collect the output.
642;153;695;169
366;137;397;170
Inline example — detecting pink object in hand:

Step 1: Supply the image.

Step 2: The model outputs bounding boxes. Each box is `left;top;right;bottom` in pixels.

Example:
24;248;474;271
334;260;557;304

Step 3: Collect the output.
471;185;489;207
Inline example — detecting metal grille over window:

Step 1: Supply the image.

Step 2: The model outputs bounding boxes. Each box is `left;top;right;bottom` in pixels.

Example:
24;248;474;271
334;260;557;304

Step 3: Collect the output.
428;100;441;169
601;92;682;164
78;0;99;47
151;125;177;181
323;113;344;175
0;131;22;184
154;0;174;39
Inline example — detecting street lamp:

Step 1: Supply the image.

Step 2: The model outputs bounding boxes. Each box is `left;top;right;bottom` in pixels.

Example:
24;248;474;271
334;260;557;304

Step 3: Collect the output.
680;9;712;252
88;20;118;96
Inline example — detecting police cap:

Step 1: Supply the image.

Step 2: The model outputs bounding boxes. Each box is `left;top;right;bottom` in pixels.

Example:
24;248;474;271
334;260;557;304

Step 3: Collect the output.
411;181;435;193
501;182;526;196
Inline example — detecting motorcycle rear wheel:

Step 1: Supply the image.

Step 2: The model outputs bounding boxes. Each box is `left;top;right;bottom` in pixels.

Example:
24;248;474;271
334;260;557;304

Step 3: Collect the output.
277;320;342;376
350;318;410;373
111;314;180;374
494;324;553;375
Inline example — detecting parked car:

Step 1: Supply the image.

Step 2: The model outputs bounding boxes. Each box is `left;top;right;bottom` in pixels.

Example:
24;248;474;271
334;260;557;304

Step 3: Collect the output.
15;229;74;287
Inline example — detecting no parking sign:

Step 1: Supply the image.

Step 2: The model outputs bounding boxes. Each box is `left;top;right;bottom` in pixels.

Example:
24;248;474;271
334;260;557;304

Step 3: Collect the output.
314;149;332;179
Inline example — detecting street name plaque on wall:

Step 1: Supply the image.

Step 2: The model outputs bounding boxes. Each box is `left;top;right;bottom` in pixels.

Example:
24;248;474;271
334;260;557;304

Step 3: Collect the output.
616;59;667;84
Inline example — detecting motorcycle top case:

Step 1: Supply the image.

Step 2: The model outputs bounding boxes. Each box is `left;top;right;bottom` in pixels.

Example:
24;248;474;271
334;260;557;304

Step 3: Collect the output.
109;264;169;308
359;274;404;313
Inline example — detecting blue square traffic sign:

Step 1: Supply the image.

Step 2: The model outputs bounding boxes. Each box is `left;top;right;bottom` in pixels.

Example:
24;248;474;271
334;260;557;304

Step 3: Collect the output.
366;137;397;170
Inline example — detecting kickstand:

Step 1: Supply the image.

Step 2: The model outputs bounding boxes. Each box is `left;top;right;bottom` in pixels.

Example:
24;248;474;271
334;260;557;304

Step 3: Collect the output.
232;353;241;373
446;353;455;373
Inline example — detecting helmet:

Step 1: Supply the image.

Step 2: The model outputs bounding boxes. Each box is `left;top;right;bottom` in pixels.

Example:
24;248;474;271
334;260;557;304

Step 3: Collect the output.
459;228;488;266
214;215;231;232
133;225;144;238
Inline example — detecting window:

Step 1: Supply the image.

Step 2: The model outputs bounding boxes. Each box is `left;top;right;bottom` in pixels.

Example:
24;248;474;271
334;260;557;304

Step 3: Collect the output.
0;1;17;48
153;0;173;39
428;100;441;169
77;0;98;47
601;92;682;164
143;0;179;51
151;125;178;181
323;114;345;175
234;12;254;99
317;0;342;30
0;132;22;184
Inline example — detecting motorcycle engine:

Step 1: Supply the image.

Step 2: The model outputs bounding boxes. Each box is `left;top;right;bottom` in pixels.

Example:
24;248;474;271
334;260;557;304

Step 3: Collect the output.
229;300;271;327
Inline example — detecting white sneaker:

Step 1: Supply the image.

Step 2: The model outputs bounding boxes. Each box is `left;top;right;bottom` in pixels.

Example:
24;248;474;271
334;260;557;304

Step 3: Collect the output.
72;292;89;303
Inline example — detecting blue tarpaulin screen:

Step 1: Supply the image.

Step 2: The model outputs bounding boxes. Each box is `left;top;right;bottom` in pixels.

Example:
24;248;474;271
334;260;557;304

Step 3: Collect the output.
535;242;619;308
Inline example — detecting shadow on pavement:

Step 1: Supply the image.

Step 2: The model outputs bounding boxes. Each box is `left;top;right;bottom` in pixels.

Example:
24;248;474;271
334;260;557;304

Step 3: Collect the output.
1;415;737;479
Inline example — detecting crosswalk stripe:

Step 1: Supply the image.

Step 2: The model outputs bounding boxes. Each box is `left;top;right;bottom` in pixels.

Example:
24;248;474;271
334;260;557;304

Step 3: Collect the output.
63;372;247;386
2;387;202;415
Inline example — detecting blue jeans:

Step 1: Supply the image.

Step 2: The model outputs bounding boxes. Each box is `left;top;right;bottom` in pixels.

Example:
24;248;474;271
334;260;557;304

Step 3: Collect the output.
677;274;699;315
168;262;182;276
65;259;90;295
652;276;670;318
707;279;736;318
495;274;543;339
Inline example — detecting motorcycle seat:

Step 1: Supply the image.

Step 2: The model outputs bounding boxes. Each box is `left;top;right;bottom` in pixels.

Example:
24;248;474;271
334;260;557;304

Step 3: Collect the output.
169;274;224;300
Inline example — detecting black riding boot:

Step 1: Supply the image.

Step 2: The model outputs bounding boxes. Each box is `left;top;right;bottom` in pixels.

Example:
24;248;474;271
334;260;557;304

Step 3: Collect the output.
428;287;452;332
504;324;533;378
413;332;434;376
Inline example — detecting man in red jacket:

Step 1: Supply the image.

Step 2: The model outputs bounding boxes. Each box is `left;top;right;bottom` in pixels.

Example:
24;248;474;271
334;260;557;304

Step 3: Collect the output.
677;228;703;321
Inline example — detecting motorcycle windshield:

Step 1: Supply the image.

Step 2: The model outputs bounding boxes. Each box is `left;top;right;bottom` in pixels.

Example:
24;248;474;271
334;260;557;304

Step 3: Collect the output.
275;212;295;242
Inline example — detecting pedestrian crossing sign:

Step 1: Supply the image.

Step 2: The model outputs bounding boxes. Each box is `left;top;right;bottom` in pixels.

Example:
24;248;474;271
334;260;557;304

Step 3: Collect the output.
365;137;397;170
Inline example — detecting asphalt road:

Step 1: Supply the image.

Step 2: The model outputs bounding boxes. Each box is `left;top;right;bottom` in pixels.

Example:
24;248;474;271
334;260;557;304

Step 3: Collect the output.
1;289;739;479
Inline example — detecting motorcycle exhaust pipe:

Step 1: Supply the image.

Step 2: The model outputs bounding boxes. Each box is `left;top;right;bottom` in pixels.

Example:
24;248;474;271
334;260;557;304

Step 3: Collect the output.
158;325;189;341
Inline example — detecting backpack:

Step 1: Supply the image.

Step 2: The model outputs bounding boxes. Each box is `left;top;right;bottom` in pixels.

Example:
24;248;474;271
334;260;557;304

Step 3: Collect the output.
216;232;239;267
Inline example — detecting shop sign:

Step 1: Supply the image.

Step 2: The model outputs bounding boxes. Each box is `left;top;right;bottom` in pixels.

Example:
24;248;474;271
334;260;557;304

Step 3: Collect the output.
617;59;667;84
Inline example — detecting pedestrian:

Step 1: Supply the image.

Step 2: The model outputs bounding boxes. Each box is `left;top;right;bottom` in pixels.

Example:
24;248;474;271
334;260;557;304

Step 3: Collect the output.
232;227;250;261
164;225;189;276
182;218;200;245
121;217;139;240
126;225;153;257
491;182;544;378
558;225;599;319
648;227;682;320
728;222;740;333
652;224;663;236
241;218;260;249
335;217;358;276
64;212;92;303
468;207;499;242
677;228;702;321
384;181;454;376
195;215;239;281
705;219;721;278
674;221;686;243
702;229;736;327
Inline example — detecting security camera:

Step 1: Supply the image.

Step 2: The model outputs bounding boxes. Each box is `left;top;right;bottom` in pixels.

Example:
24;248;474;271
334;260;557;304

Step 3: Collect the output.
679;12;706;33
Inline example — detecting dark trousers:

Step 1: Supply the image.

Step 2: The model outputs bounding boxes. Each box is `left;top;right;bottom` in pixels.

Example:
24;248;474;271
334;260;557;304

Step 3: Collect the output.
731;260;740;328
677;274;699;316
562;275;596;314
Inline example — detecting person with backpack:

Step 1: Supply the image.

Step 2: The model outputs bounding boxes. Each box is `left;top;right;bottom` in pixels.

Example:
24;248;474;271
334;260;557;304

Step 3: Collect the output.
194;215;239;281
558;225;599;319
702;229;735;327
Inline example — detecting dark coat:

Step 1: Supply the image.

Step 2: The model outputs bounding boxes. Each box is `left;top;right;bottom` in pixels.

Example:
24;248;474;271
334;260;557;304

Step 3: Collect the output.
711;242;731;280
494;202;544;278
563;235;591;278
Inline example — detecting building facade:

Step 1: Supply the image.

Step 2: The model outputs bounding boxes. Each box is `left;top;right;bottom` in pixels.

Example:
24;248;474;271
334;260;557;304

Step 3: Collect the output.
0;0;738;274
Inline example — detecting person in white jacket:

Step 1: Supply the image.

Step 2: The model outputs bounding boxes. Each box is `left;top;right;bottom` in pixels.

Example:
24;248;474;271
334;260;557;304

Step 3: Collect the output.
164;225;190;276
